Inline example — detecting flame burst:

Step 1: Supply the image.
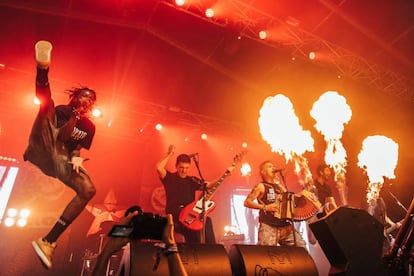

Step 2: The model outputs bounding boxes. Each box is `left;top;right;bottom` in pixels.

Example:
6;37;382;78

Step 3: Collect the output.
258;94;314;184
310;91;352;179
357;135;398;203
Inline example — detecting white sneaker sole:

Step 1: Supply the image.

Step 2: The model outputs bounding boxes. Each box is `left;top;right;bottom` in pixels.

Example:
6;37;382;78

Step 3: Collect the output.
32;240;52;269
35;40;52;67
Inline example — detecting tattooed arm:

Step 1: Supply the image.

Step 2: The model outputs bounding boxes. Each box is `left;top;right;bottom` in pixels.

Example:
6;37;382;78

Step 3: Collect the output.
244;183;266;210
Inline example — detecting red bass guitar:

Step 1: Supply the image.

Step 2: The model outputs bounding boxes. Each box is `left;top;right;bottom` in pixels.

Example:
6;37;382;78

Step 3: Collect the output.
178;151;246;230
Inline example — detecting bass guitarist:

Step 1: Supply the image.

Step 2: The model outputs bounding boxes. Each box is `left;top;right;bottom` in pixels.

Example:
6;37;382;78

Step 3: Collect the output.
156;145;237;243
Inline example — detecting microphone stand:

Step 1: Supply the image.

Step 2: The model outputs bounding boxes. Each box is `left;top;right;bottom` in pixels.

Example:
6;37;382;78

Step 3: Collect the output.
278;170;297;246
192;154;207;244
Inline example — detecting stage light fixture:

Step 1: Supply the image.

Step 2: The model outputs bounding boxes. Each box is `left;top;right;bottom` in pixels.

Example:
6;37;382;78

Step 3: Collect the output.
201;133;208;140
241;163;252;176
259;30;267;40
33;96;40;105
4;217;15;227
92;108;102;117
309;51;316;60
17;218;27;227
155;123;163;131
205;8;214;18
20;208;30;218
3;207;31;228
241;142;248;148
7;208;18;217
175;0;185;6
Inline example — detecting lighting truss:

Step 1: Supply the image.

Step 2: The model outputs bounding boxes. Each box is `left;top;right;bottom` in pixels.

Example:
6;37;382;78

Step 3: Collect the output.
163;0;413;102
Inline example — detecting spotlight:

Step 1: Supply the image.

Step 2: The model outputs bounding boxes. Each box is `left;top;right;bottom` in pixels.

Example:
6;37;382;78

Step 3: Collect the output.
20;209;31;218
241;142;248;148
4;217;15;227
201;133;208;140
205;8;214;18
155;123;163;131
33;96;40;105
175;0;185;6
259;30;267;40
241;163;252;177
7;208;18;217
92;108;102;117
17;218;27;227
309;51;316;60
4;208;31;228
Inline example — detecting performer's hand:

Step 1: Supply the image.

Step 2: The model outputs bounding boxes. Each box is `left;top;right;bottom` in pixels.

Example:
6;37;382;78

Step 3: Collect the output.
167;145;176;155
263;202;279;212
162;214;176;246
69;156;89;174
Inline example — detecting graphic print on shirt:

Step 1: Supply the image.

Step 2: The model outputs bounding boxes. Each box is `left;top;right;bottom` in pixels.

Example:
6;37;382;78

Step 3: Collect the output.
267;188;276;202
71;127;87;140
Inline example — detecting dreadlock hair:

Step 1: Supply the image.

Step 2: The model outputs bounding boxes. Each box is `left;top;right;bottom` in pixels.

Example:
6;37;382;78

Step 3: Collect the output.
66;86;97;108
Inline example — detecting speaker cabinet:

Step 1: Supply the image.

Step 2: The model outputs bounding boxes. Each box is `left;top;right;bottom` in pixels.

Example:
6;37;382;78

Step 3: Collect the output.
129;241;232;276
309;207;387;275
229;244;318;276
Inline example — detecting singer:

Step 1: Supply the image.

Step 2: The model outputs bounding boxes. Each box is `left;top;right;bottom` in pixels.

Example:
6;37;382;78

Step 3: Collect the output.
24;41;97;269
156;145;223;243
244;160;306;247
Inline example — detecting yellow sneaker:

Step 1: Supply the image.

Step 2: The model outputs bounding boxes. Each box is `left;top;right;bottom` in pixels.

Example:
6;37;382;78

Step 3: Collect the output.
35;40;52;69
32;238;56;269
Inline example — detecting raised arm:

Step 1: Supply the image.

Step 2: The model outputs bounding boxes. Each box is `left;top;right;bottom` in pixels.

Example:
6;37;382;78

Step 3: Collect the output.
156;145;175;179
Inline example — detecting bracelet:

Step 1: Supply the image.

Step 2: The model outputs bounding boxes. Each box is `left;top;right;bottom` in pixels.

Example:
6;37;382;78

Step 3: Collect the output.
154;242;179;255
153;242;178;271
165;244;179;255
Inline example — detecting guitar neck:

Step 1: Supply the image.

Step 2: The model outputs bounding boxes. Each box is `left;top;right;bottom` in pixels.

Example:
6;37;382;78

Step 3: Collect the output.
203;167;233;201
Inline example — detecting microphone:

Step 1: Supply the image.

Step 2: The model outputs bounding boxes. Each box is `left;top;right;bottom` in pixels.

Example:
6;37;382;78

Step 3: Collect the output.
188;153;199;158
272;168;285;173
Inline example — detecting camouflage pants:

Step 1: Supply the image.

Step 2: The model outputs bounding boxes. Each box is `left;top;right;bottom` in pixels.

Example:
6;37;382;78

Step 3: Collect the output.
258;222;306;248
